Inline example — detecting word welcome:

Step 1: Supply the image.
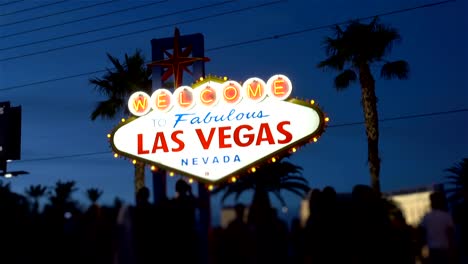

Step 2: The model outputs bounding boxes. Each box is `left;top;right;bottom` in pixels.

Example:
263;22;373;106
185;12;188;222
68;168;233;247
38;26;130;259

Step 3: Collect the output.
128;74;292;116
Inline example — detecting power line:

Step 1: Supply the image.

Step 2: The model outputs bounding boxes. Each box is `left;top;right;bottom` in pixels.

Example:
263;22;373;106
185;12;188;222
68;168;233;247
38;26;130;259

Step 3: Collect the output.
0;69;108;91
0;0;283;61
0;0;230;47
0;0;169;36
13;107;468;163
1;0;454;52
0;0;25;7
207;0;456;51
0;0;69;16
14;151;111;162
0;0;456;91
328;108;468;128
0;0;117;28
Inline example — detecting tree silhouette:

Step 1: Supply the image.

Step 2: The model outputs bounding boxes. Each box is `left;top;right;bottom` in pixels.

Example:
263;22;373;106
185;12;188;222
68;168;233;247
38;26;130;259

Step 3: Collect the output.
317;17;409;193
213;155;310;224
445;158;468;204
89;50;151;195
86;188;103;205
48;180;78;211
25;184;47;214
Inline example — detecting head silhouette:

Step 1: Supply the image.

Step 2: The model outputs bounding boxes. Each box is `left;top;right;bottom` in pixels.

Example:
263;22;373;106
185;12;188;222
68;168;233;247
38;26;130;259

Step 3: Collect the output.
136;186;150;206
429;191;446;210
234;203;245;220
175;179;190;197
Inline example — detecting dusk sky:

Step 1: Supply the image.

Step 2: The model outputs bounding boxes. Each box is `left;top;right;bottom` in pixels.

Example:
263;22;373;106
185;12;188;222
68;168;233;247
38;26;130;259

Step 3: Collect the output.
1;0;467;225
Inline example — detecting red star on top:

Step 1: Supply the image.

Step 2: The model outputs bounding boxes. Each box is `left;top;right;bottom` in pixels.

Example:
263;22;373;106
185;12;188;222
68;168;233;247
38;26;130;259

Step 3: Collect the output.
148;27;210;88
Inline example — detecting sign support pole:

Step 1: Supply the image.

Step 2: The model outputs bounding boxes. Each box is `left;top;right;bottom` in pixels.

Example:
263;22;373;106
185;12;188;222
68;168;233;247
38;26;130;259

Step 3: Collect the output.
150;28;211;263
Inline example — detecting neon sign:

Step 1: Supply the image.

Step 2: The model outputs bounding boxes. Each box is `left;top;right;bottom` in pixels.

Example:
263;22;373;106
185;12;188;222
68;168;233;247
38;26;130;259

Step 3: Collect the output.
110;74;327;183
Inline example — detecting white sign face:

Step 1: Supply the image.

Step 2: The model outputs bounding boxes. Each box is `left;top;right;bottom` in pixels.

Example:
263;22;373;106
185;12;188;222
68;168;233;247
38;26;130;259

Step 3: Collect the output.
111;75;325;183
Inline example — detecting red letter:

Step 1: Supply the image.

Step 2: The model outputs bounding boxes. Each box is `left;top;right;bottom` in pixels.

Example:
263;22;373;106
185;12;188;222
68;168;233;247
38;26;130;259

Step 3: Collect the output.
196;128;216;149
152;132;169;153
171;130;185;152
218;126;232;148
234;125;255;147
256;123;275;145
137;134;149;154
277;121;292;144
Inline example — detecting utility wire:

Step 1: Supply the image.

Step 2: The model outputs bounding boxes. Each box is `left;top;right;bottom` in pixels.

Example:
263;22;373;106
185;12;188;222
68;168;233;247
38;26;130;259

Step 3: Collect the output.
13;108;468;163
0;0;268;58
208;0;456;51
0;0;454;52
0;0;456;91
0;0;118;28
328;108;468;128
0;0;69;16
0;0;25;7
0;0;231;47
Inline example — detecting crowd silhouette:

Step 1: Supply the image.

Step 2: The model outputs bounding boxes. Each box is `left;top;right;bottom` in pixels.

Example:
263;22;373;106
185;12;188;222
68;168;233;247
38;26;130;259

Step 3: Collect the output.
0;179;466;264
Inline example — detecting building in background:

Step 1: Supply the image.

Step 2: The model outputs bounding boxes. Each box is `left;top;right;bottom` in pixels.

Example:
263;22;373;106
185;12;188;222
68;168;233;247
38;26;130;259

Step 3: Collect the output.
298;184;445;228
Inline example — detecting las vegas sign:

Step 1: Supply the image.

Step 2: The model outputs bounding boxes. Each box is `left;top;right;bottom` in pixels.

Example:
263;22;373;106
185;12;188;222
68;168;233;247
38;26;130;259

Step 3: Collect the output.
110;74;328;183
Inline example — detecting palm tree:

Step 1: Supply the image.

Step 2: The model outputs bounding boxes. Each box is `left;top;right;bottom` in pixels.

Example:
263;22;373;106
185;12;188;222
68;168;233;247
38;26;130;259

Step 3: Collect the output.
86;188;103;205
444;158;468;204
213;155;310;225
25;184;47;214
90;50;152;194
47;180;78;211
317;17;409;193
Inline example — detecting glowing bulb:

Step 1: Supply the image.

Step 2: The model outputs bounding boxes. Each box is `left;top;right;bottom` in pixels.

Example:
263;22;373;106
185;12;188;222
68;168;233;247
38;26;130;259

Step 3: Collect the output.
4;173;12;178
223;76;228;81
292;147;297;153
150;165;156;171
107;134;111;138
188;178;193;184
132;160;137;165
169;172;175;177
113;153;118;158
310;99;315;105
313;137;318;142
325;117;330;122
208;184;214;191
271;157;276;163
121;118;126;122
231;176;237;183
251;167;256;173
199;77;204;81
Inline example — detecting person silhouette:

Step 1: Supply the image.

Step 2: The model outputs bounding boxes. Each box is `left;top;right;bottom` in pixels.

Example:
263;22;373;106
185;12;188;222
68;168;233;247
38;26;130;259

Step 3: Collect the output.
419;191;456;264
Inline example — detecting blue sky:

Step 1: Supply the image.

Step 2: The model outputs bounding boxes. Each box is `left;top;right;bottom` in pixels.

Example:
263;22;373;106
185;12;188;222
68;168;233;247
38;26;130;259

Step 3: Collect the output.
1;0;467;225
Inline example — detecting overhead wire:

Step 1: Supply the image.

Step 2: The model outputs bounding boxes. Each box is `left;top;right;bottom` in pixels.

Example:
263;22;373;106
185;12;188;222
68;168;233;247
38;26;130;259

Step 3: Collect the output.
208;0;456;51
0;0;232;46
0;0;69;16
0;0;25;7
0;0;118;28
0;0;454;75
12;108;468;163
0;0;276;60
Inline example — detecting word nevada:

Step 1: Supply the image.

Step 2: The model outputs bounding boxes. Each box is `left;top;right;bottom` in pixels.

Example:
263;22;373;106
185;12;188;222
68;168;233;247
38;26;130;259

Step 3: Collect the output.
111;74;326;183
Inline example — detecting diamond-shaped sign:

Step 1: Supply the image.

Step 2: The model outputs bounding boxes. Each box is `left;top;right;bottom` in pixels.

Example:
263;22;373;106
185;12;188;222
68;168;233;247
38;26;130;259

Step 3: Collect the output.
110;75;326;183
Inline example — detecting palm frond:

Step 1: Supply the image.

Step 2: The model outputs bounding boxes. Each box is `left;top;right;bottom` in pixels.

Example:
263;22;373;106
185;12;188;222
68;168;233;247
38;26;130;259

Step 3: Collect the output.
271;190;286;207
334;69;357;90
381;60;409;80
